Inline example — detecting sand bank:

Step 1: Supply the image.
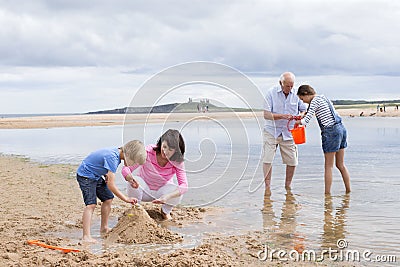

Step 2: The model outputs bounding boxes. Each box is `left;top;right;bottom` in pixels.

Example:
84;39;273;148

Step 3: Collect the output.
0;155;356;266
336;107;400;118
0;112;261;129
1;109;399;129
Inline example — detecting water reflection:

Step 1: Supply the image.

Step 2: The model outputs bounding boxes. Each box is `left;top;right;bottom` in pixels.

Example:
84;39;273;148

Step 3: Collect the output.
261;189;304;251
321;194;350;250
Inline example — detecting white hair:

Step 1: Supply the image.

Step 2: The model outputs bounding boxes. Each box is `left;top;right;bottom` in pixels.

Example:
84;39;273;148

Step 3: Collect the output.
279;72;295;83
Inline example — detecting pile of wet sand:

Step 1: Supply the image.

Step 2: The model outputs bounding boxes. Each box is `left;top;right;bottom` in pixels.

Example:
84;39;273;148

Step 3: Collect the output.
105;204;183;244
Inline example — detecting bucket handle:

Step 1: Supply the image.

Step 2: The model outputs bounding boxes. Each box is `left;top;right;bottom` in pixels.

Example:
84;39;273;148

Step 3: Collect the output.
287;115;303;131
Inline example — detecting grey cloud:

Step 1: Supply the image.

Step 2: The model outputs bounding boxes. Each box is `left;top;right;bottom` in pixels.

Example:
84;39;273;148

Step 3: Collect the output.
0;0;399;75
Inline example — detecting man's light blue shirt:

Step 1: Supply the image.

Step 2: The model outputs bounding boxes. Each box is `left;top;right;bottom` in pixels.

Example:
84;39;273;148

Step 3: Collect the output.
263;85;307;140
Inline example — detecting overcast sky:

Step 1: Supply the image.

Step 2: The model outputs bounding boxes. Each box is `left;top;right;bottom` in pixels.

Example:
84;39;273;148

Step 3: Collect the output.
1;0;400;114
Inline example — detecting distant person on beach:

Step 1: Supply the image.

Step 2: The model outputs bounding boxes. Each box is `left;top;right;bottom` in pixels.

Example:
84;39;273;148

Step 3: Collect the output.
122;129;188;220
295;85;351;194
76;140;146;243
263;72;307;192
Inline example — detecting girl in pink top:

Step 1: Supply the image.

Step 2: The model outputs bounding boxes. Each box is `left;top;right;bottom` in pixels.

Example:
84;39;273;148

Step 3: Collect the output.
122;129;187;220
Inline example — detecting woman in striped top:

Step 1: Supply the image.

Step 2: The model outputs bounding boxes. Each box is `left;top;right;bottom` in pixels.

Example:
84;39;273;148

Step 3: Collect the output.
295;85;351;195
122;129;188;220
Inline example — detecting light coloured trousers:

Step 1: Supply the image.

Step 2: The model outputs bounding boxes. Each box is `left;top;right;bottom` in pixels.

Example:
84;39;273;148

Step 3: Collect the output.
126;176;182;215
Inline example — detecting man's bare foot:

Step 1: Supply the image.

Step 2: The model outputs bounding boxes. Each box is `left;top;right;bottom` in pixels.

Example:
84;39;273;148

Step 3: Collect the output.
161;209;172;220
82;236;97;243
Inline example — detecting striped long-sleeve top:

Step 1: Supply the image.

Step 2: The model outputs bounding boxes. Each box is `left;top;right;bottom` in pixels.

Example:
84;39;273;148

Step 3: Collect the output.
300;95;337;128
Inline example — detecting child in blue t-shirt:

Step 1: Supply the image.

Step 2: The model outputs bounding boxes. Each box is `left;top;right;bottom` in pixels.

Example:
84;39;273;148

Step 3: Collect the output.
76;140;146;243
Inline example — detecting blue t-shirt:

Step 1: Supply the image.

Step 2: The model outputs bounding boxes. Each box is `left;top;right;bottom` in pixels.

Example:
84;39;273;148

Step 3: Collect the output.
77;148;121;180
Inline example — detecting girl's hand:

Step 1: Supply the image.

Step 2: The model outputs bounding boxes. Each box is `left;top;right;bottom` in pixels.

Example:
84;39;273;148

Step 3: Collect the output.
294;120;302;125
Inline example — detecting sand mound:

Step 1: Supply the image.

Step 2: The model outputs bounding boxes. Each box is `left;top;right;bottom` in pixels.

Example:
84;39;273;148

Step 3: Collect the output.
105;205;183;244
141;202;209;223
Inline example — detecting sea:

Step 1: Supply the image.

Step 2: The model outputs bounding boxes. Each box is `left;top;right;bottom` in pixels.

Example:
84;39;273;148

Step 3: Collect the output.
0;116;399;265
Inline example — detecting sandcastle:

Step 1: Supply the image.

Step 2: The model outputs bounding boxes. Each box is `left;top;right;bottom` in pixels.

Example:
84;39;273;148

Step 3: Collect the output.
105;204;183;244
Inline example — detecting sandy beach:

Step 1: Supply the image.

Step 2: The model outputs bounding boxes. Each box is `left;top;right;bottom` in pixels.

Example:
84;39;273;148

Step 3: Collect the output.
1;110;393;266
0;155;360;266
1;109;399;129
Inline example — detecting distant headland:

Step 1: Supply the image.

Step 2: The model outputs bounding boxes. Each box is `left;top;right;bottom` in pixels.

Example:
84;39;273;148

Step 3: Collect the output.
86;99;400;115
86;100;255;115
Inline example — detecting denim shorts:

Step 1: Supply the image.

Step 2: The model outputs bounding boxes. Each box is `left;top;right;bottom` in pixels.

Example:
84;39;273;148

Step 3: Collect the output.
321;123;347;153
76;174;114;205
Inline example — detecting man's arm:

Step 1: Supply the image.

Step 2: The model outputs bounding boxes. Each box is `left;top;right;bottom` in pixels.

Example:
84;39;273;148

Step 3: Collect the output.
264;110;293;120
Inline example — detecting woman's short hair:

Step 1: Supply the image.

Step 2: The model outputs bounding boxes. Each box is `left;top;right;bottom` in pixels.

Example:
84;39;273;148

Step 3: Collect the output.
153;129;185;162
123;140;146;165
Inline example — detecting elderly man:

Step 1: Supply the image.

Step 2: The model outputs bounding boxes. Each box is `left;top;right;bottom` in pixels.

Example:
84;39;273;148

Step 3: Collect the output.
263;72;306;192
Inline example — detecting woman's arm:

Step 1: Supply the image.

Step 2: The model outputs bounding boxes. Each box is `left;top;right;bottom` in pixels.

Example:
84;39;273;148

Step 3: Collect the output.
175;163;188;195
121;165;140;177
152;189;181;204
152;163;188;204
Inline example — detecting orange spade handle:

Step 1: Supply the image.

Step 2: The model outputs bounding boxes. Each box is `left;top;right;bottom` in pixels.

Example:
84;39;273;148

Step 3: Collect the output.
27;240;80;253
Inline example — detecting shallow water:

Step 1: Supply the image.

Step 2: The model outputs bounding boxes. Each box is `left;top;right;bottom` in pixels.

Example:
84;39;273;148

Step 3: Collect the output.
1;117;399;264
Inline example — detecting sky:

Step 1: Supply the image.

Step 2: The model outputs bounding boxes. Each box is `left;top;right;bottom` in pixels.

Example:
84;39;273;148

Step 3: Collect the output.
1;0;400;114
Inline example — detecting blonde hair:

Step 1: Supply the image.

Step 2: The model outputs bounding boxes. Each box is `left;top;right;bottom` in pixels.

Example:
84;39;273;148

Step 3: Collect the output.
122;140;146;165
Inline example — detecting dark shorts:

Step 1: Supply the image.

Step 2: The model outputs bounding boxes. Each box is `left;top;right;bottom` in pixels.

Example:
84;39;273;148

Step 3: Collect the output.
321;123;347;153
76;174;114;205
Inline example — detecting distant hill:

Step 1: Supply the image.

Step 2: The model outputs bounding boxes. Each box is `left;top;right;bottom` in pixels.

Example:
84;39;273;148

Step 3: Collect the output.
86;100;400;114
332;99;400;105
86;102;255;114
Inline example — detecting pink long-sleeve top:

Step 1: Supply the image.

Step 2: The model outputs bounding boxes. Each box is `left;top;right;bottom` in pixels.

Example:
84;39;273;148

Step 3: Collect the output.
121;145;188;195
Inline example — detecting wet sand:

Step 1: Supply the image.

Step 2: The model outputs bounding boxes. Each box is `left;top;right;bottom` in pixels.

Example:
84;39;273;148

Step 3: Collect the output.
0;155;358;266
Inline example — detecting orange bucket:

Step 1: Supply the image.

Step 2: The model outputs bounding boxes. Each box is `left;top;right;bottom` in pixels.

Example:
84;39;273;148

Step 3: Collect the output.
290;124;306;144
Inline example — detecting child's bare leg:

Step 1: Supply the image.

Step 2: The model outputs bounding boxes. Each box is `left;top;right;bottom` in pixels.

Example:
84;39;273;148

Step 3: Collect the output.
324;152;335;194
335;149;351;193
82;204;97;243
263;163;272;190
100;199;113;234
